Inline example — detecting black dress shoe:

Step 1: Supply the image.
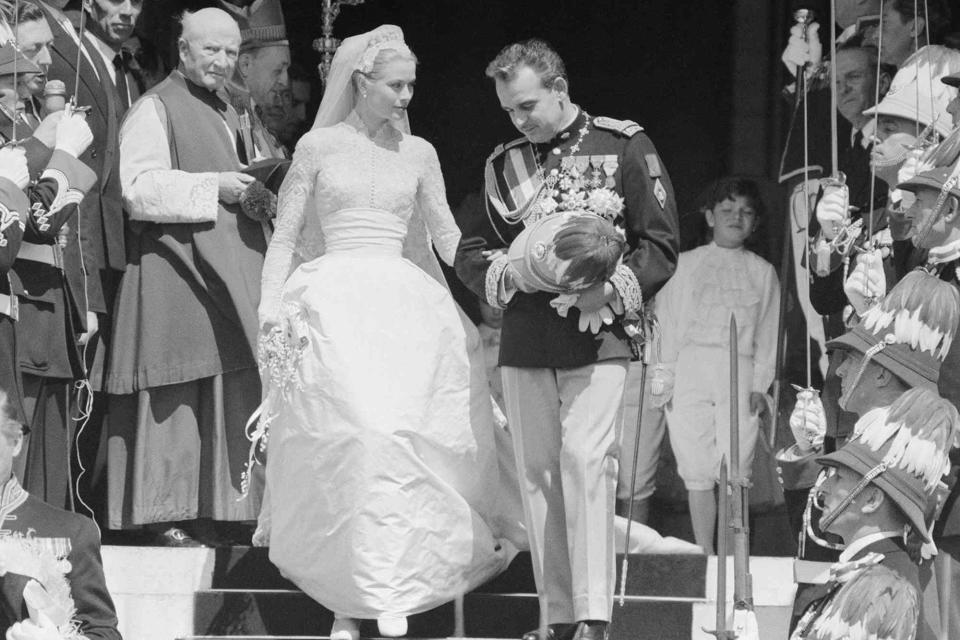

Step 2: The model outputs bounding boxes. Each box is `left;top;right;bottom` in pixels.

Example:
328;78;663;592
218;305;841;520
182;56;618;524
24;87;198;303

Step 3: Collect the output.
572;621;608;640
521;623;577;640
157;527;207;547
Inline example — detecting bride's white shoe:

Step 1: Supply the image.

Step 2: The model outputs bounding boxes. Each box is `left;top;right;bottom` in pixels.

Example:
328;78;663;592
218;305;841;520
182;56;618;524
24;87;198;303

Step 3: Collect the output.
330;615;360;640
377;615;408;637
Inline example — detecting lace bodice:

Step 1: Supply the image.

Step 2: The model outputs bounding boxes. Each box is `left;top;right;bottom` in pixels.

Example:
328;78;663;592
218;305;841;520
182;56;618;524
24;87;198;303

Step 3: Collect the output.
259;113;462;324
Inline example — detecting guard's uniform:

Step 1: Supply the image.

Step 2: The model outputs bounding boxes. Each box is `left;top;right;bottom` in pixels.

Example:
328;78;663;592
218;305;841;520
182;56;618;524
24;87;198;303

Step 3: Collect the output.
0;476;120;639
791;536;920;640
0;178;27;424
455;108;679;623
6;149;96;508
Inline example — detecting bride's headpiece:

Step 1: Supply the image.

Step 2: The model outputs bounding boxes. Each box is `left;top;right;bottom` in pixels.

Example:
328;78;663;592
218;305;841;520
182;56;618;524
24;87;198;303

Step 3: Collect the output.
312;24;412;132
355;25;412;75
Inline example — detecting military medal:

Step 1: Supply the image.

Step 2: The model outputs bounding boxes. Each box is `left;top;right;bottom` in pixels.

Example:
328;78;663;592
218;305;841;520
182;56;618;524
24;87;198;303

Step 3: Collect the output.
602;155;619;189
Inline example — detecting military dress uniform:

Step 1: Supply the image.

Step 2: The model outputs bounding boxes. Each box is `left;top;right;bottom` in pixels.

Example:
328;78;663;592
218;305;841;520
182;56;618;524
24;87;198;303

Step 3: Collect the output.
5;148;96;509
455;108;679;625
0;179;27;424
0;475;120;639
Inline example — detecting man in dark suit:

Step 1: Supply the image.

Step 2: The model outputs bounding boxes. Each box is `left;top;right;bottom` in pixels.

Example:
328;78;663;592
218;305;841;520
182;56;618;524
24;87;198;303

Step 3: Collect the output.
0;388;120;639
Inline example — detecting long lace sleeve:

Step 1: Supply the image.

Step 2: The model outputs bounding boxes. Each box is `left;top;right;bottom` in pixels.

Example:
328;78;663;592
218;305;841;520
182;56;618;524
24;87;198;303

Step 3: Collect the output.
414;139;461;266
259;135;318;325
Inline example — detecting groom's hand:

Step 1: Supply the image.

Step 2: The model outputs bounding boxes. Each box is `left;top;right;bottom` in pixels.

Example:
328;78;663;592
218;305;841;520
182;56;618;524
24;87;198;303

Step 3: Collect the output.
573;281;617;314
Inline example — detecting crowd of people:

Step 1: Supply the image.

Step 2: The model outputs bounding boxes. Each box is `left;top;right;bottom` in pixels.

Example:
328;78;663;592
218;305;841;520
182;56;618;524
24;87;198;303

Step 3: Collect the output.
0;0;957;639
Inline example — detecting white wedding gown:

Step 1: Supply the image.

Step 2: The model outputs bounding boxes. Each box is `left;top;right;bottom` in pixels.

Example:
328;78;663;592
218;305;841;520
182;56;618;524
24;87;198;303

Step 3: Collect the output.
256;113;514;618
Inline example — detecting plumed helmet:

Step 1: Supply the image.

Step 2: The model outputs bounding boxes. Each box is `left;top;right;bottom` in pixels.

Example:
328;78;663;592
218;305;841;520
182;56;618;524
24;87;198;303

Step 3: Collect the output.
818;387;960;541
863;45;960;140
827;269;960;389
506;211;626;293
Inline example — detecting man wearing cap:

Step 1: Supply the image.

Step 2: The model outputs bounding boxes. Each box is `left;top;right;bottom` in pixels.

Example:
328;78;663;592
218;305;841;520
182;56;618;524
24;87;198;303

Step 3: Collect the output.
456;39;678;640
105;7;265;546
790;386;959;640
220;0;289;160
779;267;959;637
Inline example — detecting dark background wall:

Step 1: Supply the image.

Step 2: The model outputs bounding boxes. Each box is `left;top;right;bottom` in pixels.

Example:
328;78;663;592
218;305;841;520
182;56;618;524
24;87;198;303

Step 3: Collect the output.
140;0;749;222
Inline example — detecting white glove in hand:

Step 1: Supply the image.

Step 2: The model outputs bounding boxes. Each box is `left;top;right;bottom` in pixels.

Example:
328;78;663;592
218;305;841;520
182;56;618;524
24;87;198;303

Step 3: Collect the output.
5;617;59;640
577;304;614;333
550;293;579;317
789;388;826;455
53;108;93;158
815;186;848;241
30;111;63;148
843;249;886;316
781;22;822;76
648;363;675;409
0;146;29;189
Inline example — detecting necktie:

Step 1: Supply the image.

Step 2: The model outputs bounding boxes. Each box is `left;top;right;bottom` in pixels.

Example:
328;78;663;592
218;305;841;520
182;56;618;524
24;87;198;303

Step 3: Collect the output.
113;51;130;113
853;130;863;150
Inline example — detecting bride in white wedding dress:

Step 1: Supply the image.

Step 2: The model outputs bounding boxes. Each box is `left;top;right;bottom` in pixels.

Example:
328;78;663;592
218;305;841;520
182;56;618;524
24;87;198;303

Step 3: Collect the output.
255;25;515;640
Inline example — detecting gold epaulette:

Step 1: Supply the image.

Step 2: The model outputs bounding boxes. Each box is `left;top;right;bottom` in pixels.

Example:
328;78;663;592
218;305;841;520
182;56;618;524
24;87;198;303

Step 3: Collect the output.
486;136;528;165
593;116;643;137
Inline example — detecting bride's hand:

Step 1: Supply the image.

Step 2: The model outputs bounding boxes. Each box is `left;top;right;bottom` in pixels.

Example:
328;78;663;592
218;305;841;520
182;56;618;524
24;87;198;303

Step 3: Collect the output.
482;249;505;262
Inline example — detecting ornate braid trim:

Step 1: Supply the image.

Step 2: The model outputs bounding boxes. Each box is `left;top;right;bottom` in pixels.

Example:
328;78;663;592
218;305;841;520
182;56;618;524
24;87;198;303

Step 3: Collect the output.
485;254;510;309
610;263;642;313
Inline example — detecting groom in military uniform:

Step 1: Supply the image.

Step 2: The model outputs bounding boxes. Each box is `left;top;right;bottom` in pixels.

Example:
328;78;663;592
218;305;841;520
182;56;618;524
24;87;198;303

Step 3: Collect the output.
455;38;679;640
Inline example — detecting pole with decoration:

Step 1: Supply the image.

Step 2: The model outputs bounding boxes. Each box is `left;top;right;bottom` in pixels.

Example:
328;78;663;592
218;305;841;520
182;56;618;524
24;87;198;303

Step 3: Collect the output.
313;0;365;86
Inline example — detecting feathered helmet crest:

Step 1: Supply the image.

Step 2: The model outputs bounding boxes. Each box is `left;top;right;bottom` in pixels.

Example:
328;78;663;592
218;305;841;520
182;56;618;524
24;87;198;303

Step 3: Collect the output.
828;269;960;392
817;387;960;541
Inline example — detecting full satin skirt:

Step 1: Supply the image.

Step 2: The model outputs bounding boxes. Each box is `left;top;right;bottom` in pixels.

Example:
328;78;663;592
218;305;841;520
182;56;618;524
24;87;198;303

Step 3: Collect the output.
263;251;513;618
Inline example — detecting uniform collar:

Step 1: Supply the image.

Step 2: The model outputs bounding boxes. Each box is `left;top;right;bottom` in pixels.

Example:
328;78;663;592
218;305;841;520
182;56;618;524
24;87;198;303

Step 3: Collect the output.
838;530;901;562
0;475;27;514
537;106;586;152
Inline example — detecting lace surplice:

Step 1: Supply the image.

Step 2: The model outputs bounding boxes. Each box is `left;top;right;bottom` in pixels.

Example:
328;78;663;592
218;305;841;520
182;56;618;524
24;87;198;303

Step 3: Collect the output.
259;114;462;324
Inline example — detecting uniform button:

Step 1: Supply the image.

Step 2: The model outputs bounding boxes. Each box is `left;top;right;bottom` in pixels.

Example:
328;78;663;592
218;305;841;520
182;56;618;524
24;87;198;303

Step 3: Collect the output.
552;148;561;155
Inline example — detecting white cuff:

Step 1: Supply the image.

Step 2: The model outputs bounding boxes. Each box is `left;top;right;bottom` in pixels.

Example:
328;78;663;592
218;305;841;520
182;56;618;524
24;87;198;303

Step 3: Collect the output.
609;264;642;313
485;254;511;309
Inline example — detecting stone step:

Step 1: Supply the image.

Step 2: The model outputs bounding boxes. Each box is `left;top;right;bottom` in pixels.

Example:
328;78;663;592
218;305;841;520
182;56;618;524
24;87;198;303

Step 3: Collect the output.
202;547;710;599
192;589;706;639
103;546;794;640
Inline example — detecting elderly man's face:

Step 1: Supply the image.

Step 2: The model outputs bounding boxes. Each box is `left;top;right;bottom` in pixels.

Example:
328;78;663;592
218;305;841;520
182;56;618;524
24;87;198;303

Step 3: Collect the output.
180;26;241;92
15;19;53;97
835;49;877;128
88;0;143;47
495;65;567;144
239;44;290;128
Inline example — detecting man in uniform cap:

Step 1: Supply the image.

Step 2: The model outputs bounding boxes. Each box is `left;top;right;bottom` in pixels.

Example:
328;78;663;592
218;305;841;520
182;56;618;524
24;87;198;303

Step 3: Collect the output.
790;386;959;640
780;267;959;638
455;38;679;640
220;0;289;159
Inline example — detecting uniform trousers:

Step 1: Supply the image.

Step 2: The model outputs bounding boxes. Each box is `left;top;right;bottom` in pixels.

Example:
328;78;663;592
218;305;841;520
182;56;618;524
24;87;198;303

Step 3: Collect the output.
617;359;665;503
502;360;627;623
16;373;74;510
